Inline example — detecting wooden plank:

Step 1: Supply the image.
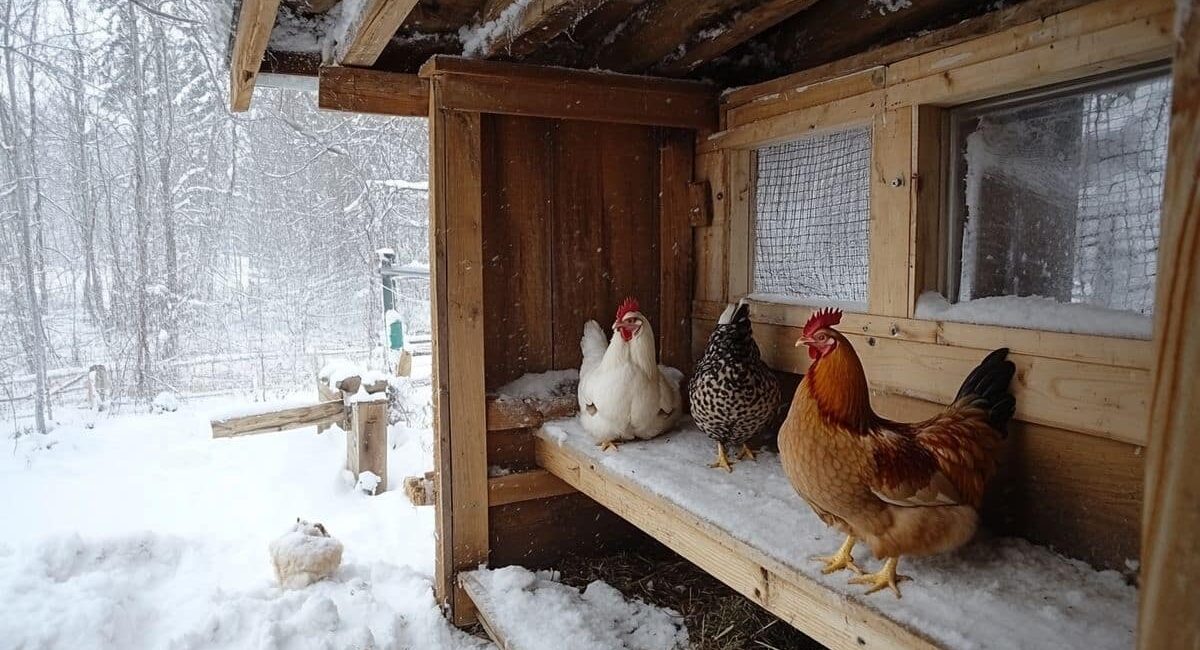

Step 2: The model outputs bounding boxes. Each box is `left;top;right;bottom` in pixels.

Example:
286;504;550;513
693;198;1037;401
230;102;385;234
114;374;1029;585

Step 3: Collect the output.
705;90;883;151
652;0;821;77
210;400;345;438
486;395;579;431
419;56;717;130
459;572;516;649
726;149;753;297
692;150;728;304
347;400;388;493
720;0;1120;110
481;115;555;389
476;0;612;59
884;10;1174;109
1139;2;1200;646
692;299;1154;370
725;66;886;130
317;67;428;117
909;105;946;315
229;0;283;112
867;107;912;318
430;87;488;624
658;129;694;373
488;468;575;506
744;319;1150;445
534;435;941;650
334;0;421;67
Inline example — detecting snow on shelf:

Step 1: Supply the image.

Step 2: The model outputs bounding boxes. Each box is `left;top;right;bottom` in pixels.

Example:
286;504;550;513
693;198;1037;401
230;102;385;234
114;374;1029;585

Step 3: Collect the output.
461;566;688;650
537;419;1136;650
494;369;580;401
916;291;1152;339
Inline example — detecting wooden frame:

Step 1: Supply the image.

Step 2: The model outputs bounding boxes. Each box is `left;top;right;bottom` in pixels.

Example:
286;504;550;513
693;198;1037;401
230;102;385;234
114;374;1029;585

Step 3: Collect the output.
1139;2;1200;647
698;0;1173;450
229;0;282;112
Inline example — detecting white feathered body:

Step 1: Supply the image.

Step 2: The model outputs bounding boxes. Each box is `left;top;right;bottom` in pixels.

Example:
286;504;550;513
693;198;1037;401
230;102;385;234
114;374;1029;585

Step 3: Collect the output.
577;319;682;445
269;520;343;589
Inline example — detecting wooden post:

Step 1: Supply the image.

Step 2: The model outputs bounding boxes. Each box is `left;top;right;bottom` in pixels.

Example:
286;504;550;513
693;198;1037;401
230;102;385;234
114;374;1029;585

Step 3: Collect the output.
1139;2;1200;648
348;399;389;494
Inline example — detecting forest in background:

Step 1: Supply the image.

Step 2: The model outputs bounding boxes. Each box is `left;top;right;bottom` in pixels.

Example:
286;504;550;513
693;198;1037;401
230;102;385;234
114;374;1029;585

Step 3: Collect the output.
0;0;431;434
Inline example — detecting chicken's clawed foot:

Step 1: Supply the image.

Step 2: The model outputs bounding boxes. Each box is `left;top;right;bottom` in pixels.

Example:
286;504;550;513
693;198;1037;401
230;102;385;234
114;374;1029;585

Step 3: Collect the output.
736;444;757;462
708;443;733;472
599;440;621;452
811;535;863;575
848;556;910;598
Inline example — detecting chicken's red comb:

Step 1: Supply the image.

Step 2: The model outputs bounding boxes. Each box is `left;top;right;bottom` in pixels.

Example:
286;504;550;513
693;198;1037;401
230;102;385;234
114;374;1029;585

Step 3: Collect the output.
615;297;640;321
803;307;842;337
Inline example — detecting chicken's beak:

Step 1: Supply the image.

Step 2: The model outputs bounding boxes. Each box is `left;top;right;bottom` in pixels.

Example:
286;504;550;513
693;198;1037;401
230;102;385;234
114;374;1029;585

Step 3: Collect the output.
795;336;815;347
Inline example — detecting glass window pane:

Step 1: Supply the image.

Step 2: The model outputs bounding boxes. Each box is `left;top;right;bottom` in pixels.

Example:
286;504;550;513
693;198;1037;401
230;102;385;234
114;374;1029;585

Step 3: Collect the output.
951;70;1171;319
753;126;871;307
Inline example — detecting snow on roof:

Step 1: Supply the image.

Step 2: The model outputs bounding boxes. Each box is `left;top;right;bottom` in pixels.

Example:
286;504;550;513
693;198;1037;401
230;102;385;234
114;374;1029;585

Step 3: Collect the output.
458;0;534;58
538;420;1137;650
463;566;689;650
915;291;1153;339
268;5;336;54
367;179;429;191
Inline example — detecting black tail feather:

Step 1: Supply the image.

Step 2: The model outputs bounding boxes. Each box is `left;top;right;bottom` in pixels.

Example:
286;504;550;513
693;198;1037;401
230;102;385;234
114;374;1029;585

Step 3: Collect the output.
955;348;1016;435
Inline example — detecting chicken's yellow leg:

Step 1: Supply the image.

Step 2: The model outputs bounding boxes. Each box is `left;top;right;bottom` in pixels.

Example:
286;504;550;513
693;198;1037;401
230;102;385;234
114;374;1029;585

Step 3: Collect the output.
812;535;863;575
736;444;756;461
848;556;911;597
708;443;733;472
599;440;620;452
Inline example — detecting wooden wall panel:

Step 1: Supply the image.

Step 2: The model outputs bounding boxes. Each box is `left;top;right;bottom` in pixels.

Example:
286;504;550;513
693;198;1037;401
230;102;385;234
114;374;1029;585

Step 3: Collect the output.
489;493;646;569
481;115;556;390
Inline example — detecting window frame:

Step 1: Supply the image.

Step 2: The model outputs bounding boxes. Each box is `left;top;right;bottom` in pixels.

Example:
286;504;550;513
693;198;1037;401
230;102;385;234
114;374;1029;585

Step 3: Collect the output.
941;62;1174;309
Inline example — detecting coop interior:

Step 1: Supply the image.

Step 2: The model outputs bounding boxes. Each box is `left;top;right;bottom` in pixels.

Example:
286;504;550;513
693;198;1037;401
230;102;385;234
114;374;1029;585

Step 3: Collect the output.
230;0;1190;647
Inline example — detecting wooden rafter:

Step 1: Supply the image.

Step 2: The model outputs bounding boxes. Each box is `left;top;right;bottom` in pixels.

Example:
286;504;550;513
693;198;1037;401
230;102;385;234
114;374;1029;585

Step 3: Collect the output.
335;0;422;67
473;0;613;59
229;0;283;112
652;0;820;76
318;67;429;116
594;0;756;73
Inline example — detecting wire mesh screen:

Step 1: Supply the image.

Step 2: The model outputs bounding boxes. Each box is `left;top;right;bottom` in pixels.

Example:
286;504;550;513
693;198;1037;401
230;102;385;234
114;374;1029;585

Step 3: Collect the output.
954;69;1171;317
753;127;871;305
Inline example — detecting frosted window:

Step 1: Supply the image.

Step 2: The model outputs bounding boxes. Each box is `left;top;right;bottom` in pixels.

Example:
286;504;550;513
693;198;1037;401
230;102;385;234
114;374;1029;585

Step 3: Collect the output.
753;127;871;306
951;69;1171;317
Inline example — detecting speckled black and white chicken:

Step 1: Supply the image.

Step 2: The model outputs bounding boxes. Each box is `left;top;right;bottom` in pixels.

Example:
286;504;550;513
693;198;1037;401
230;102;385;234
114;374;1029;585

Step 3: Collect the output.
689;301;782;472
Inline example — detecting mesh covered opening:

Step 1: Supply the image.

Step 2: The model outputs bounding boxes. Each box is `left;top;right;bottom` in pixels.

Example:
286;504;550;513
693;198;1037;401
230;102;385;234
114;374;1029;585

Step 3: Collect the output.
951;68;1171;318
752;127;872;307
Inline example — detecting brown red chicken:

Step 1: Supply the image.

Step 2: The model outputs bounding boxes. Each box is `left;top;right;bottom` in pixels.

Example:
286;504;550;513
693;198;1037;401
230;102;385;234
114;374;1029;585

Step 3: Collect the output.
779;308;1015;597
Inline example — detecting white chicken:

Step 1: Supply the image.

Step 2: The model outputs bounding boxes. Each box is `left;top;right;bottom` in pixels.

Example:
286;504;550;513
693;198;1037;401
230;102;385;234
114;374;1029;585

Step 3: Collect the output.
269;519;344;589
577;297;682;450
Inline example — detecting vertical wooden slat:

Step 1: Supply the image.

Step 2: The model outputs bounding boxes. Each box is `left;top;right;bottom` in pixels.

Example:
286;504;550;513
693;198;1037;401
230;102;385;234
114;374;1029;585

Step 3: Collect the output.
600;122;661;333
868;107;914;317
430;85;488;625
693;149;729;305
1139;2;1200;647
482;115;555;389
727;149;754;299
659;129;694;373
910;105;946;316
229;0;282;112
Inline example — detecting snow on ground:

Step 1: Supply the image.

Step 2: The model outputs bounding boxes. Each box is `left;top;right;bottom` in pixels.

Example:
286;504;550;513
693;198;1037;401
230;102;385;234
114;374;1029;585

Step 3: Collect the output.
540;418;1138;650
0;357;488;650
464;567;688;650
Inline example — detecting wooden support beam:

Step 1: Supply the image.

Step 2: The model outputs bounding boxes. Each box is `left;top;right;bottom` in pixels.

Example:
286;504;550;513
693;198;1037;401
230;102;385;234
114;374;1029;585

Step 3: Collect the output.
430;83;488;624
347;399;389;493
211;400;346;438
474;0;612;59
229;0;283;112
334;0;421;67
1139;1;1200;647
419;56;717;131
318;67;428;116
488;469;575;506
486;395;578;431
651;0;820;77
